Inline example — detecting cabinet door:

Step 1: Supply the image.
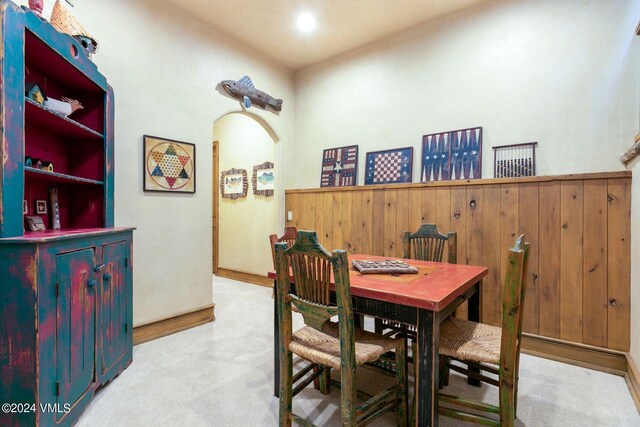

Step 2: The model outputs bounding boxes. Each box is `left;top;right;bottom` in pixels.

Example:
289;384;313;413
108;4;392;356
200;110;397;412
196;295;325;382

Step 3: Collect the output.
55;249;96;411
100;241;129;373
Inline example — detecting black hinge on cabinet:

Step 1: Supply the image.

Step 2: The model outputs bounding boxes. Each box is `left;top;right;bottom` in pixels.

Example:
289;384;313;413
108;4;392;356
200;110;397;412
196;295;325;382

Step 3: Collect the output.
55;382;60;396
125;323;129;333
55;283;59;298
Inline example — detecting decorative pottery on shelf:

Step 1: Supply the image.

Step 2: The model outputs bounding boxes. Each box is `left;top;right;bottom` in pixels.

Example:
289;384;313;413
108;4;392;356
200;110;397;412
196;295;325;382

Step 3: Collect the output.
28;0;44;18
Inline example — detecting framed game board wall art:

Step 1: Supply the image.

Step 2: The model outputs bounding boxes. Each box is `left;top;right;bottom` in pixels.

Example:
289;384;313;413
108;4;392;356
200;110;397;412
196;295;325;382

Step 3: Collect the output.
320;145;358;187
144;135;196;193
421;126;482;182
364;147;413;185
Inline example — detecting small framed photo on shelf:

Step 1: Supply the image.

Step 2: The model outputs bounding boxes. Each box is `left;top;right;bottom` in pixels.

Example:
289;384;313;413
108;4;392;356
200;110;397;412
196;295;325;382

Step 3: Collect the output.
35;200;47;214
143;135;196;193
23;200;28;215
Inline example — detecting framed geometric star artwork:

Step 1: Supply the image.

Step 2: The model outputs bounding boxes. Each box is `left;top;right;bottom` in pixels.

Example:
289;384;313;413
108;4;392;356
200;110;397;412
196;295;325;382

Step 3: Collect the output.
320;145;358;187
421;127;482;182
364;147;413;185
144;135;196;193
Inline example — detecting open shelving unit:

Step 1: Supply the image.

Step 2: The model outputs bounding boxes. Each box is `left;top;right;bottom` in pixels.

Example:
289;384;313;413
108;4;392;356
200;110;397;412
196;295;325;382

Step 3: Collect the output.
20;27;111;233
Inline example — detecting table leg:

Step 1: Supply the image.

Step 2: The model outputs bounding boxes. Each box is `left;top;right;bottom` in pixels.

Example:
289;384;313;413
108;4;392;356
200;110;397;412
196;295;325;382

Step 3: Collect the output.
467;282;481;387
416;308;439;427
273;279;280;398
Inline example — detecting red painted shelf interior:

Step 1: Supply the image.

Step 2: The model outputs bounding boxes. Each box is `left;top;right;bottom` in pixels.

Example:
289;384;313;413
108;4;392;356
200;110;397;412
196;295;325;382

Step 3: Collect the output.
25;98;104;140
24;167;104;185
23;30;107;232
25;30;105;133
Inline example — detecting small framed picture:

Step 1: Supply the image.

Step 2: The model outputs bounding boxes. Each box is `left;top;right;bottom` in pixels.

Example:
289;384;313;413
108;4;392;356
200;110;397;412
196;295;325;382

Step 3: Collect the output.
23;200;28;215
252;161;274;196
220;168;248;200
35;200;47;214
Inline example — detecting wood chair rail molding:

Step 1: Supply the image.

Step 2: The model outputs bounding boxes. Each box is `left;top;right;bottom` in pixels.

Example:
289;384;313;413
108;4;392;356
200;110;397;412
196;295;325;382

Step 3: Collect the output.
285;171;631;352
284;171;630;194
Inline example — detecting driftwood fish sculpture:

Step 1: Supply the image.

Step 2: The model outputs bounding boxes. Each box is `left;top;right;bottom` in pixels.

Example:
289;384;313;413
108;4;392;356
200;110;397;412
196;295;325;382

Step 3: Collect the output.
221;76;283;111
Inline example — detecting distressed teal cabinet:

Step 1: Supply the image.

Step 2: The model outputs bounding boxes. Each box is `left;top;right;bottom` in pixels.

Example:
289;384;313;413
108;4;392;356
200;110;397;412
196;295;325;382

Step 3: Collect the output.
0;231;133;426
0;2;134;425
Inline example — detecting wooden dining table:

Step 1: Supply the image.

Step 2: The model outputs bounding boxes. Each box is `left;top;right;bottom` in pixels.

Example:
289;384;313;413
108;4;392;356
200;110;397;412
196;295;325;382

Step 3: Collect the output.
269;253;488;426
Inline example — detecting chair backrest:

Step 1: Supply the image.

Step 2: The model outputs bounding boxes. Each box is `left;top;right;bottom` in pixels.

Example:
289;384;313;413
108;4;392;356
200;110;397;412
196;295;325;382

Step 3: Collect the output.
274;231;356;369
269;226;298;268
402;223;457;263
498;235;530;386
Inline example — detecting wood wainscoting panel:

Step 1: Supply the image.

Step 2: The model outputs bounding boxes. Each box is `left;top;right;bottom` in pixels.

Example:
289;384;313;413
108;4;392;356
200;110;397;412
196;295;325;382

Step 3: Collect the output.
538;181;561;338
284;172;632;351
607;179;631;351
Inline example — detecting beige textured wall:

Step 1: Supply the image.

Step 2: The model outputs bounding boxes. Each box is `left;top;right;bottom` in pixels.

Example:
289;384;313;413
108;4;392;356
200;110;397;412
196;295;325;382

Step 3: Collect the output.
215;113;277;276
292;0;640;189
18;0;294;325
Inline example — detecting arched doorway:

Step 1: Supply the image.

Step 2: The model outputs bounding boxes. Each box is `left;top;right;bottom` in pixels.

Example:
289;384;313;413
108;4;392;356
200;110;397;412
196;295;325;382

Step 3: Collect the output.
212;112;279;281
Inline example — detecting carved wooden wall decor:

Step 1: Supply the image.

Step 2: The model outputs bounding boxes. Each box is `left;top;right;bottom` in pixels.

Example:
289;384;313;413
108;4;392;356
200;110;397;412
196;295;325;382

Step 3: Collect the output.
220;168;248;199
252;161;274;196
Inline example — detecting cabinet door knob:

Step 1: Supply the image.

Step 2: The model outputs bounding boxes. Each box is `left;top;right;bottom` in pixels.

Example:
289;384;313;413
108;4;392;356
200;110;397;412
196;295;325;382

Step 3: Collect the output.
94;264;106;272
87;279;97;289
104;273;112;282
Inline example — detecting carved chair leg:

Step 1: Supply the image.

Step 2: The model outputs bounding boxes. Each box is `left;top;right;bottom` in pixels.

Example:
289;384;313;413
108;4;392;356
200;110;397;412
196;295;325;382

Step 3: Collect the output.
439;355;450;388
374;318;383;335
313;366;321;391
341;367;357;427
319;366;331;395
279;349;293;427
499;379;516;427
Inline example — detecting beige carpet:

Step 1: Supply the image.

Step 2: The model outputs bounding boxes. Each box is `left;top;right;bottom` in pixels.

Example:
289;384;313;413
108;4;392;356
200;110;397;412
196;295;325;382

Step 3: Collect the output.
77;275;640;426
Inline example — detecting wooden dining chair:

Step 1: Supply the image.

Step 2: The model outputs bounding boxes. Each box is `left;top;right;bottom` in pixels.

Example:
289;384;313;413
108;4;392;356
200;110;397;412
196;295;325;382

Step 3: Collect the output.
275;231;408;427
375;224;457;336
269;226;298;268
402;223;457;264
414;234;530;427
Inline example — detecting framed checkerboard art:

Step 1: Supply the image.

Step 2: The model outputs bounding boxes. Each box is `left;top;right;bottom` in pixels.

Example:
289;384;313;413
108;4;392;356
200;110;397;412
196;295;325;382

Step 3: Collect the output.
320;145;358;187
364;147;413;185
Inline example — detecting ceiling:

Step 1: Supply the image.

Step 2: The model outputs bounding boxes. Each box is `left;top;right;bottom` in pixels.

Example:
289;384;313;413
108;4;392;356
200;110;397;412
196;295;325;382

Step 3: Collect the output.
161;0;489;70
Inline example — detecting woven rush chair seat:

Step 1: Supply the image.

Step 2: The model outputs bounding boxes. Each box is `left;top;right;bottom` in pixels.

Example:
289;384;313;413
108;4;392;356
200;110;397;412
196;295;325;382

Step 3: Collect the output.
439;317;501;365
290;322;401;371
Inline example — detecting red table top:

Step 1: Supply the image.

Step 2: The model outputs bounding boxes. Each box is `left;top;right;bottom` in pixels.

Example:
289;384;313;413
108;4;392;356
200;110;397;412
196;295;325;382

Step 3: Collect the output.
268;253;488;311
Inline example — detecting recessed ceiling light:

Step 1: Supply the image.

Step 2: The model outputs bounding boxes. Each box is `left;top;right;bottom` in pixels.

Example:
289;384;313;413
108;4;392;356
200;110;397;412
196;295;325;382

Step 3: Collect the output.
296;12;316;33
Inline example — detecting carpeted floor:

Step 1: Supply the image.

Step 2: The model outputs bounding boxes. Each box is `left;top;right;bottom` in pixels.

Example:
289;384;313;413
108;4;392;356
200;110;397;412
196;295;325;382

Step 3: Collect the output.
77;275;640;426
